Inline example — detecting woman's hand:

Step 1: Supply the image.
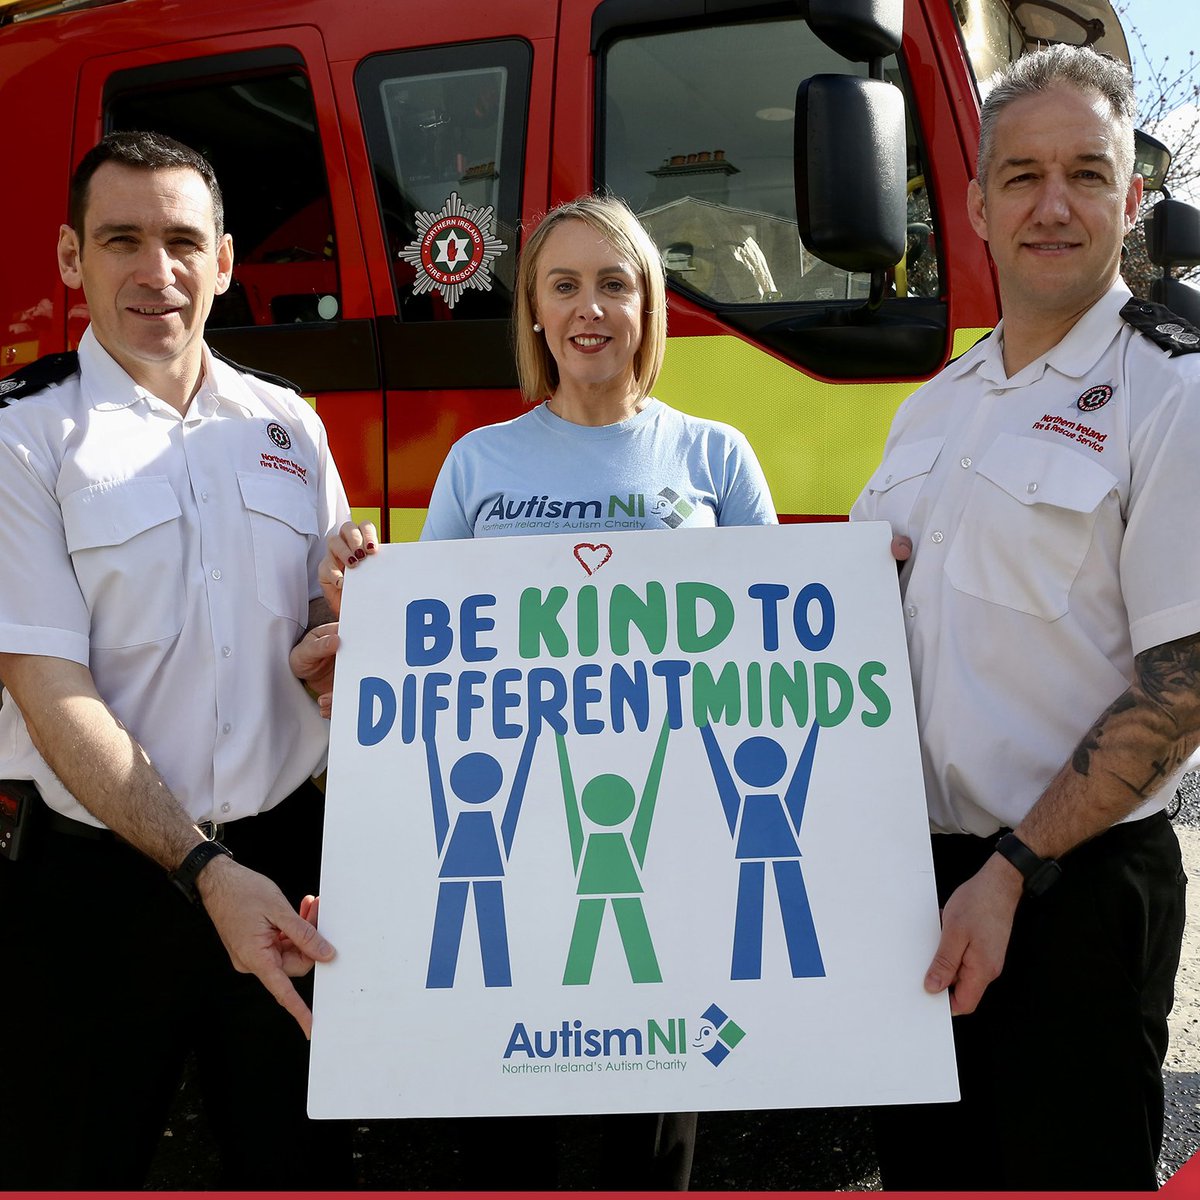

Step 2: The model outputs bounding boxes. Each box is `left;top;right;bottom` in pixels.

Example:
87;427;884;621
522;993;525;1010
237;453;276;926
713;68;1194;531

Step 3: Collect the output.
318;519;380;617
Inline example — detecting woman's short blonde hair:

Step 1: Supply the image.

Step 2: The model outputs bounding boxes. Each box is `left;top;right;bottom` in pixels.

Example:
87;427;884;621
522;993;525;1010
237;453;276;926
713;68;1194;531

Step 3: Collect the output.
513;195;667;404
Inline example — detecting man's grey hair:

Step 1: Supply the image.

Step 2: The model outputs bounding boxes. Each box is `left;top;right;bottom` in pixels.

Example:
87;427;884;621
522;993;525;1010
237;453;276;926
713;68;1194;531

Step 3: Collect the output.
977;44;1137;190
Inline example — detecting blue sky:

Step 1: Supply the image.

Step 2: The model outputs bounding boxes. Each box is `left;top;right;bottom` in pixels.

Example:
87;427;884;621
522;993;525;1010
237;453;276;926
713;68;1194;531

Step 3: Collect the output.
1120;0;1198;108
1119;1;1198;200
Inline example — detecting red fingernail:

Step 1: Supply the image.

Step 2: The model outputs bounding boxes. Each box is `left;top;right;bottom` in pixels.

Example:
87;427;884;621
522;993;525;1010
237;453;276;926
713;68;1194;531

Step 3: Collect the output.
366;543;376;551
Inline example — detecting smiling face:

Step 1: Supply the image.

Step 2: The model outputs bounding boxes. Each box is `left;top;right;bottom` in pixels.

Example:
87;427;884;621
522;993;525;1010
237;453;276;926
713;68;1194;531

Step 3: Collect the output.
967;84;1141;332
57;162;233;403
533;218;645;408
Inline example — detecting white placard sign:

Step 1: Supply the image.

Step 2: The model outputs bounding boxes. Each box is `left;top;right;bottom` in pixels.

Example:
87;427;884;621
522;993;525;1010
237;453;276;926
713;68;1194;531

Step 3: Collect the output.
309;522;956;1117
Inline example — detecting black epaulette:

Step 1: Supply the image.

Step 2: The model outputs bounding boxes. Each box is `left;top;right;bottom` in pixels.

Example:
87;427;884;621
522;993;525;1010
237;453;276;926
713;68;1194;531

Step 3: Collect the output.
0;352;80;408
1120;298;1200;355
209;347;302;394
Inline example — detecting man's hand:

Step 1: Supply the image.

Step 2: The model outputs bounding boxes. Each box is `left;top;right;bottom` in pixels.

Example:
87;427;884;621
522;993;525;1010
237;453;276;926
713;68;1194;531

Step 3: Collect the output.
924;853;1023;1015
318;519;379;617
290;622;339;717
197;856;335;1038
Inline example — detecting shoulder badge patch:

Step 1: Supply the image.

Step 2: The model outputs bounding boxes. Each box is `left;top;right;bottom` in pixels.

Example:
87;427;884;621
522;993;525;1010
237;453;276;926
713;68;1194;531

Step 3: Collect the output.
1119;298;1200;355
0;352;80;408
209;347;302;394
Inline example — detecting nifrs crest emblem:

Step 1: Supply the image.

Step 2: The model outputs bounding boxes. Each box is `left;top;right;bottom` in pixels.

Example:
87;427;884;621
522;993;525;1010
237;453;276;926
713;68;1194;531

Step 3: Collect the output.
266;421;292;450
1077;384;1113;413
399;192;509;309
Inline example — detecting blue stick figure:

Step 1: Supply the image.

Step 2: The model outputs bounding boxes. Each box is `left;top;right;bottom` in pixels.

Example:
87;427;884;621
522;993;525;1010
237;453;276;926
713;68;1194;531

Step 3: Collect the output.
424;724;538;988
699;722;824;981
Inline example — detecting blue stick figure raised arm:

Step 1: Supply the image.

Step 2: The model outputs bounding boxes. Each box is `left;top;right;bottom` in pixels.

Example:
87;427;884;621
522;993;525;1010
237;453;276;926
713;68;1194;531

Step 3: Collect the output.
424;722;452;854
500;725;539;856
782;720;820;836
699;723;741;837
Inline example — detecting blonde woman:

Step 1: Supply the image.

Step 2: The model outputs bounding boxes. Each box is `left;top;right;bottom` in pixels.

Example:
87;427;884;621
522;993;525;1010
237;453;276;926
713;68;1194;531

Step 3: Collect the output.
420;193;775;540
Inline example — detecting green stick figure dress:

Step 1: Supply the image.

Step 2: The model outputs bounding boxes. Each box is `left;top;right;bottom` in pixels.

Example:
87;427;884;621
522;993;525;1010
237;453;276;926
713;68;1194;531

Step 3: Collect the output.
556;715;671;985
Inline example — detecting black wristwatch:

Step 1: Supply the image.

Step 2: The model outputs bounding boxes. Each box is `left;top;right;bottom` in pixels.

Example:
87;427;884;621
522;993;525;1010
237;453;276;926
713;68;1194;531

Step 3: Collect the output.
169;839;233;905
994;832;1062;896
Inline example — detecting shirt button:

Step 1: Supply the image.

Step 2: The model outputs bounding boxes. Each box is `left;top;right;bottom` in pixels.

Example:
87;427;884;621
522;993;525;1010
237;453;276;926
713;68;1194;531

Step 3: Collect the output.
211;568;222;581
222;723;232;734
1027;482;1038;494
200;491;209;502
960;457;972;468
222;646;232;658
220;802;231;814
931;531;944;543
906;605;918;618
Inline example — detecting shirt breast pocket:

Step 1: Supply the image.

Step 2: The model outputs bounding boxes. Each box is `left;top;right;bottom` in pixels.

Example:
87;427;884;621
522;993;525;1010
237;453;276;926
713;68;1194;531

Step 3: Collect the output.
62;477;185;649
237;472;318;625
862;436;945;524
945;433;1118;620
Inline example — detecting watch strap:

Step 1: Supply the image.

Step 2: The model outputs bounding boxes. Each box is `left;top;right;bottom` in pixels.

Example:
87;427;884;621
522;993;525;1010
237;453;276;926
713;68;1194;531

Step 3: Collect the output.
169;838;232;904
995;831;1061;896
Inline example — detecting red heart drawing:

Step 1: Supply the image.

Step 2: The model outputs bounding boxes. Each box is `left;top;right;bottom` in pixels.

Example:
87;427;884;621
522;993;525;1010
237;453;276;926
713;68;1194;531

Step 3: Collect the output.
573;543;613;575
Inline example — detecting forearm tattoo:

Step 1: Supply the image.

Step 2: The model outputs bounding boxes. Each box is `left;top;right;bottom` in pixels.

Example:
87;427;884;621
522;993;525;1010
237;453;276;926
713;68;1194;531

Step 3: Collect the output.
1071;632;1200;798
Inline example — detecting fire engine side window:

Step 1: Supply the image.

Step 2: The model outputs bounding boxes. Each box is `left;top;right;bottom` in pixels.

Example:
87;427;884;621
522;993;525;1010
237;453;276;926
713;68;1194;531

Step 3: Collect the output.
109;70;340;330
356;41;529;321
600;19;940;306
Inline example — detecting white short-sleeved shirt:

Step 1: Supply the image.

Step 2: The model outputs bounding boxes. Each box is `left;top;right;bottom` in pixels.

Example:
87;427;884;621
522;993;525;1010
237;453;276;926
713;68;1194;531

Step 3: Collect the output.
0;326;351;827
421;398;777;541
852;283;1200;836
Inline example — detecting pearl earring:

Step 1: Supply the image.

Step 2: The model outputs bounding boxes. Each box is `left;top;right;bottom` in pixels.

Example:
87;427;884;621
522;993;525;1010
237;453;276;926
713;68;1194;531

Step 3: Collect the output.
533;323;543;332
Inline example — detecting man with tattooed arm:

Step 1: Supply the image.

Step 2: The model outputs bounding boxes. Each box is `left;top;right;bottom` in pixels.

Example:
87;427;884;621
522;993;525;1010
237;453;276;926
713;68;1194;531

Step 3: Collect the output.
852;45;1197;1190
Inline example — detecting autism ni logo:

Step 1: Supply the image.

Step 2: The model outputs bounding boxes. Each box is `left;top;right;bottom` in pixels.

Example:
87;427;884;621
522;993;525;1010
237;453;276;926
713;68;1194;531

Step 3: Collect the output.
500;1006;746;1073
692;1003;746;1067
651;486;695;529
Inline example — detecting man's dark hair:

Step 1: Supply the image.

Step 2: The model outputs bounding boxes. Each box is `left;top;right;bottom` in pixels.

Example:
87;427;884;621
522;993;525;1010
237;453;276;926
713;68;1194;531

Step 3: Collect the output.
68;130;225;239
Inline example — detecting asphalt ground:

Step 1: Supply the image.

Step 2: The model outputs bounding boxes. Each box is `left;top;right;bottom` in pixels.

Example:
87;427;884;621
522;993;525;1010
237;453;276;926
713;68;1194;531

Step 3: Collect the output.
147;780;1200;1190
1160;775;1200;1188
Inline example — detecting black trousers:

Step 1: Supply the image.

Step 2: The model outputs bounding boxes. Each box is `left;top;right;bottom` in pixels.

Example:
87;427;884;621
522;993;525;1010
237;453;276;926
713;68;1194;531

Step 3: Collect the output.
456;1110;699;1190
0;781;353;1190
873;812;1187;1191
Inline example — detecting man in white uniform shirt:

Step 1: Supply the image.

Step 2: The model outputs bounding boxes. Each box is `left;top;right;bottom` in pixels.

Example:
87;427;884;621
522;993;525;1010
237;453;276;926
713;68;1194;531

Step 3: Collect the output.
853;46;1197;1190
0;132;351;1188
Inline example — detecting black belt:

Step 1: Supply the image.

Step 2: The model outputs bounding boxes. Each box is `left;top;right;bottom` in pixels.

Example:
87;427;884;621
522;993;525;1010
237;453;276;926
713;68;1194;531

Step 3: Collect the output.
45;808;116;842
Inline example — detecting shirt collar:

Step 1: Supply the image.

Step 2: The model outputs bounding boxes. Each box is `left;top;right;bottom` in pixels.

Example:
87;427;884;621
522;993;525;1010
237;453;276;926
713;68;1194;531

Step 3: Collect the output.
78;326;152;412
973;281;1132;387
77;326;264;419
197;343;271;418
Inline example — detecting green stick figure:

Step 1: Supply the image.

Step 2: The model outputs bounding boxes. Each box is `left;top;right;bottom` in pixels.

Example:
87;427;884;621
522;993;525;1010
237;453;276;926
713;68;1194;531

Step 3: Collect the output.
556;715;671;986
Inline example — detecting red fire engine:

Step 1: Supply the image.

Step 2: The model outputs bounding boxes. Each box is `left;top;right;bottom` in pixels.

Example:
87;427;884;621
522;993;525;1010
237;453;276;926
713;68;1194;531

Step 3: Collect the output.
0;0;1193;535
